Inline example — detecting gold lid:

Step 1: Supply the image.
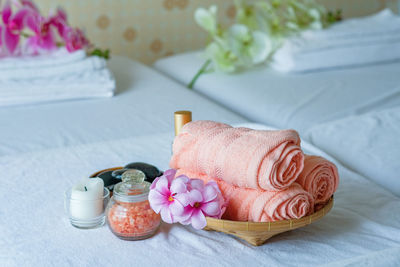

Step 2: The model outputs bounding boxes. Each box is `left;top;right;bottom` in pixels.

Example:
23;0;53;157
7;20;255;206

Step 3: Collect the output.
174;110;192;136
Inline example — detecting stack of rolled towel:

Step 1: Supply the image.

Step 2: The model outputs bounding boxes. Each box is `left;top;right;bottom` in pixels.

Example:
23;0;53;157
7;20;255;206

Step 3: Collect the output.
272;9;400;73
0;48;115;107
171;121;339;222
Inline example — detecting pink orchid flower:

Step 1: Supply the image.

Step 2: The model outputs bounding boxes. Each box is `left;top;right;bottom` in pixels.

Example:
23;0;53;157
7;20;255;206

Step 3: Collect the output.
25;11;57;54
19;0;39;11
0;1;30;54
48;8;67;36
62;26;89;52
148;169;190;224
179;179;227;230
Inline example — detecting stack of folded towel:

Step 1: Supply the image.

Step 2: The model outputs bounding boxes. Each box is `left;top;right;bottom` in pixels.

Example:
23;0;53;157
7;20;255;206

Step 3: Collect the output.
171;121;339;222
272;9;400;72
0;48;115;107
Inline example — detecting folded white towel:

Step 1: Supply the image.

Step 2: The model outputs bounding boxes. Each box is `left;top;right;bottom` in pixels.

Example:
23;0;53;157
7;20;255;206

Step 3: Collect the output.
0;69;115;107
0;56;106;81
272;9;400;72
0;48;116;107
0;48;86;69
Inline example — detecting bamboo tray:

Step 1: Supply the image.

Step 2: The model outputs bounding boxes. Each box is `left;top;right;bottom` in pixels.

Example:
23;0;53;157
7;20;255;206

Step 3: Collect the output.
205;197;333;246
91;167;334;246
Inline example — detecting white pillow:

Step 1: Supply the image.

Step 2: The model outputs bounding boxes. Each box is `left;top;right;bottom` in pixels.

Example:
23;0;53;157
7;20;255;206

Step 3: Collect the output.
305;107;400;197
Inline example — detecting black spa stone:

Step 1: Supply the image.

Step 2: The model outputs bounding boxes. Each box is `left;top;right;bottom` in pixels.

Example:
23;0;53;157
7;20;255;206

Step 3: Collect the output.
97;170;121;191
123;162;163;183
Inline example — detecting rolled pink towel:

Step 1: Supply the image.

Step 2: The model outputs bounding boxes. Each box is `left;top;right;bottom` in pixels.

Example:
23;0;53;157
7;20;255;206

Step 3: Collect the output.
296;155;339;205
170;120;304;191
177;170;314;222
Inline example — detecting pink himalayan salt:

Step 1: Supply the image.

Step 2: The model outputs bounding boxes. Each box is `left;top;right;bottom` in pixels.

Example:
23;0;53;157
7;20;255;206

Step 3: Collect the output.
108;200;160;237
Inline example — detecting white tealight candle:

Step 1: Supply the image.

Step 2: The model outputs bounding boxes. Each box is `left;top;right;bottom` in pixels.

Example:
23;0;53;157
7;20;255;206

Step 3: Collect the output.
70;178;104;220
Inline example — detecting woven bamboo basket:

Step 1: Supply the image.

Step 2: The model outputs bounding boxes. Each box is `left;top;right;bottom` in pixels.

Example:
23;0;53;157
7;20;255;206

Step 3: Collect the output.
91;167;334;246
204;197;333;246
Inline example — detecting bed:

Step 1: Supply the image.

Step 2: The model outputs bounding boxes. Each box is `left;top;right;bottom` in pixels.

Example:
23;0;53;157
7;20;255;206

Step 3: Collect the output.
154;51;400;135
0;57;245;157
1;57;400;266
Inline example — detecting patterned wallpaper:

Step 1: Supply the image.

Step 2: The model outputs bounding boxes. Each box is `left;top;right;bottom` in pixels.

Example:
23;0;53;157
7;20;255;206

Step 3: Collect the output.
35;0;399;64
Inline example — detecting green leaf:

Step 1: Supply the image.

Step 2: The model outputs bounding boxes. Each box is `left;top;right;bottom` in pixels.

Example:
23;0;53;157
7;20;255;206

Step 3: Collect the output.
90;48;111;59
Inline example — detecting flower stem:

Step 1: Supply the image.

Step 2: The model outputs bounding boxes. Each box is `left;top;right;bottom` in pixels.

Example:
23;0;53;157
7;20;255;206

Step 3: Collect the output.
187;59;211;89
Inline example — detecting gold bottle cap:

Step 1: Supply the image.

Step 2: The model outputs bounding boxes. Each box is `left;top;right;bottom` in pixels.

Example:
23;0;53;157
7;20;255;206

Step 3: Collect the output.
174;110;192;136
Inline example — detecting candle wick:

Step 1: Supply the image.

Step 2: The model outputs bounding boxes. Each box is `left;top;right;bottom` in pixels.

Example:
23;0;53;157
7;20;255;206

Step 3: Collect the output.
84;186;87;191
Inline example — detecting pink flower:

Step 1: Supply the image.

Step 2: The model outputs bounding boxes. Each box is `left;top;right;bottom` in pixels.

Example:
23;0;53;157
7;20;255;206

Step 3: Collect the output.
178;179;227;230
62;26;89;52
148;169;190;224
25;11;57;54
16;0;39;11
0;1;30;54
48;8;67;36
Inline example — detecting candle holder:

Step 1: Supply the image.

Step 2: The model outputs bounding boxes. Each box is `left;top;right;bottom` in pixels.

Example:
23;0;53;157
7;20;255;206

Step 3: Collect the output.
64;187;110;229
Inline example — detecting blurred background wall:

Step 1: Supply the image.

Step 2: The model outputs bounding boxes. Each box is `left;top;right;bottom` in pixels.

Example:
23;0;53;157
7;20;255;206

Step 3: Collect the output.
35;0;399;64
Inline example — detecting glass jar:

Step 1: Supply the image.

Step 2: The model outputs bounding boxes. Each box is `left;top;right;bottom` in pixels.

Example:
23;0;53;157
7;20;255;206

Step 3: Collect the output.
106;169;160;240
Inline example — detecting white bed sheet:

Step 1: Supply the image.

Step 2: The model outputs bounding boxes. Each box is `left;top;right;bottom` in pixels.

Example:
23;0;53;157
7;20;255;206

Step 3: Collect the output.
154;52;400;135
305;107;400;197
1;56;399;266
1;124;400;267
0;56;245;157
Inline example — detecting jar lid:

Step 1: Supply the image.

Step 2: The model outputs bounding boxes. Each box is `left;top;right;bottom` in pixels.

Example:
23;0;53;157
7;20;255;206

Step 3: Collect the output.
113;169;151;202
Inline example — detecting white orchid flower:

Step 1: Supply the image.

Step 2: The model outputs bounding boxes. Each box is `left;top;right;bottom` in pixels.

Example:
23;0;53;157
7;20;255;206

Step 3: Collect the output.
227;24;272;66
194;5;218;36
308;8;323;29
205;42;237;73
188;1;340;88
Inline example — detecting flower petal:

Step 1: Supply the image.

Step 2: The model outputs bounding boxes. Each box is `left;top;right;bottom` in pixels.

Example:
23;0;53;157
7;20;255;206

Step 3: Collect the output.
2;2;12;24
21;0;39;11
150;176;160;190
189;179;204;191
3;27;19;54
249;31;272;64
229;24;249;41
169;200;184;216
190;210;207;230
202;183;218;202
194;6;217;34
175;174;189;184
201;200;220;216
163;169;177;185
155;176;169;194
174;192;190;206
207;181;221;193
55;8;67;21
40;31;56;50
25;13;40;33
148;189;167;208
188;189;203;206
176;205;193;224
205;42;237;73
160;206;174;224
171;177;188;194
12;8;30;30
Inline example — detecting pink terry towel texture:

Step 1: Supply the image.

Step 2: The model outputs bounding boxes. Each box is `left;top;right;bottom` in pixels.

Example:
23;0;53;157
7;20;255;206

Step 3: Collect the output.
170;121;304;191
296;155;339;205
177;170;314;222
